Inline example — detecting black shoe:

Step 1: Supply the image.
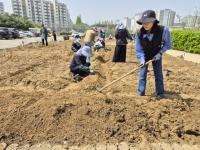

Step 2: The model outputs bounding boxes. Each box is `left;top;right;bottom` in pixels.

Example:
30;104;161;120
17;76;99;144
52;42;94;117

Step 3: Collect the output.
156;94;165;100
73;75;83;82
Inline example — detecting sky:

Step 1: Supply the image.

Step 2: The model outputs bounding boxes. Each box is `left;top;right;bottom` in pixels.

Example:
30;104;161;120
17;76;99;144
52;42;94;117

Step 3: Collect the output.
1;0;200;25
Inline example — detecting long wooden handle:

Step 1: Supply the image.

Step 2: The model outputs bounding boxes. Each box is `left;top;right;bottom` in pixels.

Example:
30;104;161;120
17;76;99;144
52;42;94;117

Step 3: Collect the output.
98;59;154;92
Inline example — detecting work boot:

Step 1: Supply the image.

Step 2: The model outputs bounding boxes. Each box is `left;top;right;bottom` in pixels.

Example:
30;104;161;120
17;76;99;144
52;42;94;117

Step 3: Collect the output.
73;74;83;82
156;94;165;100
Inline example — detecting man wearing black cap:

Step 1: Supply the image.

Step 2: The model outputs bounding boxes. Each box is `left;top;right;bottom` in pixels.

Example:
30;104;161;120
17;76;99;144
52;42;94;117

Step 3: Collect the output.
135;10;172;98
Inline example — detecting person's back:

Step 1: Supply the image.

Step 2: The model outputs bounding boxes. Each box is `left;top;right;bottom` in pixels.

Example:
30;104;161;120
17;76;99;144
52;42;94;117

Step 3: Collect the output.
52;31;56;37
41;26;48;46
84;29;97;44
115;28;132;45
41;27;48;37
70;54;87;71
70;45;92;81
112;23;133;62
52;31;57;41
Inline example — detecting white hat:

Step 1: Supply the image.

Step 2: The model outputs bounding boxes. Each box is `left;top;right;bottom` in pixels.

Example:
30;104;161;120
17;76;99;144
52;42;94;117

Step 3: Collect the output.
76;45;91;63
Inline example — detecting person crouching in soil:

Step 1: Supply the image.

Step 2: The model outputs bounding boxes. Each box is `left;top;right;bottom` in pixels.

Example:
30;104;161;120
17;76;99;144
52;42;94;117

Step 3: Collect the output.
70;45;94;82
135;10;172;98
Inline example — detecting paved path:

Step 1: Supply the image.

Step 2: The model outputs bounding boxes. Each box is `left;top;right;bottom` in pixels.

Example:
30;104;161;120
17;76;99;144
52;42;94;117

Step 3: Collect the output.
0;37;41;49
166;50;200;64
0;36;64;50
0;142;199;150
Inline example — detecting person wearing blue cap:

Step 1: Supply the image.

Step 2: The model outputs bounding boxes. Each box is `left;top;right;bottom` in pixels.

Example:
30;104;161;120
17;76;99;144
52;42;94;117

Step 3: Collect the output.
135;10;172;98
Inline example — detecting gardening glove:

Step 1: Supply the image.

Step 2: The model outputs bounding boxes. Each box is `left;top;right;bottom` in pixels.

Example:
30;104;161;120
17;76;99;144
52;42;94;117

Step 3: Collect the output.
140;59;145;67
79;65;90;72
154;52;162;61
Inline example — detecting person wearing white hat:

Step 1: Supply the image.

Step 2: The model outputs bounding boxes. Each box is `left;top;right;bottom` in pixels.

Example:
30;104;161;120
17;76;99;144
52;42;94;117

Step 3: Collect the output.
113;22;133;62
70;45;93;81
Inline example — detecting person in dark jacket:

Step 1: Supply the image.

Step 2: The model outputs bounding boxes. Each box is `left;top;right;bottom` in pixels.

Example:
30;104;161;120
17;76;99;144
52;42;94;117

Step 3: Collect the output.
135;10;172;98
52;30;57;41
112;23;133;62
71;35;81;52
40;25;48;46
99;29;106;40
70;45;92;81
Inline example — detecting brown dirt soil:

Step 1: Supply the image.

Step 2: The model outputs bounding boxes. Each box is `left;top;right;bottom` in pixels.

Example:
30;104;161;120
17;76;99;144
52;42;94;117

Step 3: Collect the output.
0;40;200;146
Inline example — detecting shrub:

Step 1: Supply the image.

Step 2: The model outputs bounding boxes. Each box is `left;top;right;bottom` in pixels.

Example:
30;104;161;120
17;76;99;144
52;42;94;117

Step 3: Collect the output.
172;30;200;54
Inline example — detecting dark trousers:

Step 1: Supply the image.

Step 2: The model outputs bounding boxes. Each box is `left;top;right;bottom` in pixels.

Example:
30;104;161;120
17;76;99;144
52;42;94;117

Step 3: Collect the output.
138;59;164;96
53;35;57;41
112;45;127;62
71;66;90;77
42;38;48;46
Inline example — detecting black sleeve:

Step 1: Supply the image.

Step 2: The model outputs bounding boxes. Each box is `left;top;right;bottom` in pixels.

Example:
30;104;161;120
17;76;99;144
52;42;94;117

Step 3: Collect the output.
71;43;76;51
126;29;133;40
115;31;119;39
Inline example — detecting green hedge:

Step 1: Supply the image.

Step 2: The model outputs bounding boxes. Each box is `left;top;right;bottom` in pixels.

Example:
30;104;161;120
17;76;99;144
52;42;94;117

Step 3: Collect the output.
172;30;200;54
60;32;72;35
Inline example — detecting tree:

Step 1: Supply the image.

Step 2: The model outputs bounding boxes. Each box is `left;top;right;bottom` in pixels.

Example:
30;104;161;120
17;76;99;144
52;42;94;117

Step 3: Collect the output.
91;20;116;36
73;15;90;32
76;15;82;25
73;23;90;33
0;13;41;30
182;7;200;30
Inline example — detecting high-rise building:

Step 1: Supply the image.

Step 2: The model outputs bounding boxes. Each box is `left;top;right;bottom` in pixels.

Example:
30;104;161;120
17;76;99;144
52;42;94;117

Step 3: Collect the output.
159;9;176;27
131;13;142;32
50;0;72;31
11;0;72;31
173;15;185;28
11;0;25;17
174;15;181;24
0;2;5;14
130;18;135;31
155;10;160;21
181;15;200;28
43;0;55;29
123;17;131;30
65;6;73;31
57;2;69;30
27;0;43;23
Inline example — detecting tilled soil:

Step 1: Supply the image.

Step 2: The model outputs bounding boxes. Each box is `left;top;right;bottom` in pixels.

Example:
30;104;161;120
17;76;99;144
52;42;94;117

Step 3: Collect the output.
0;40;200;146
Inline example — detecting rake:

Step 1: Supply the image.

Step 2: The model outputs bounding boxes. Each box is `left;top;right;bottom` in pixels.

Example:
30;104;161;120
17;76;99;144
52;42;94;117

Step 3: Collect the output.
97;59;154;93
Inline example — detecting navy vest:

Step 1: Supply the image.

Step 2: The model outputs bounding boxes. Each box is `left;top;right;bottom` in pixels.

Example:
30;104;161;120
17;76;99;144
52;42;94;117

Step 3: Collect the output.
138;25;164;61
